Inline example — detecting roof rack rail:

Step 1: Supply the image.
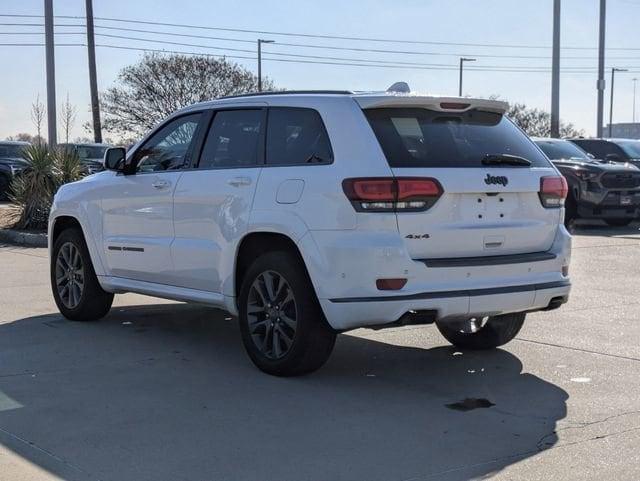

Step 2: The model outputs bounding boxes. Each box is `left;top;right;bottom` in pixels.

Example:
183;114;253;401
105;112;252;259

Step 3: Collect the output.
218;90;353;100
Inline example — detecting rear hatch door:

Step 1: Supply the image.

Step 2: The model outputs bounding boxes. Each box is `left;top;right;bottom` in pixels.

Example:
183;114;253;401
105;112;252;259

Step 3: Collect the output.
361;101;561;260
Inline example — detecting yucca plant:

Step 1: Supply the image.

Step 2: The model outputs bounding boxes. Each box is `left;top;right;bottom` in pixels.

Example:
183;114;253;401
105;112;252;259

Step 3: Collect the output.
52;146;83;186
8;143;57;230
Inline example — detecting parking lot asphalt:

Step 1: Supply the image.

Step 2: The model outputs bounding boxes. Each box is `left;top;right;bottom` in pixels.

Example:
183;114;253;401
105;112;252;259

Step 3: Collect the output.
1;222;639;481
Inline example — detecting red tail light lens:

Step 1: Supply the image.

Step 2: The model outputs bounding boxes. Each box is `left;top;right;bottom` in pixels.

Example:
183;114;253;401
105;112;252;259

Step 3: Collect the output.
342;177;443;212
539;176;568;208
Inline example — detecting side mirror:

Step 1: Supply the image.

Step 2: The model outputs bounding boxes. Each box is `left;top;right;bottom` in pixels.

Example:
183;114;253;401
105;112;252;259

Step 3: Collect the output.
104;147;126;171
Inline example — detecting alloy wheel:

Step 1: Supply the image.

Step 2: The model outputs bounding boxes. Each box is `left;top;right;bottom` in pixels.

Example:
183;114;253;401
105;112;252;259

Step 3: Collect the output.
247;270;298;360
55;242;85;309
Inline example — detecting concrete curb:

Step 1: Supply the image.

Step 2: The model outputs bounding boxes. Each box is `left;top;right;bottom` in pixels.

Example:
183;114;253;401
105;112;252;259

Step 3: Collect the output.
0;228;47;248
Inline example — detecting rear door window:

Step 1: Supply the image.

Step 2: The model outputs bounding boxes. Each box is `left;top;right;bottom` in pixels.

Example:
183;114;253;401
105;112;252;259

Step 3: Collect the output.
266;108;333;165
198;109;263;169
364;108;550;168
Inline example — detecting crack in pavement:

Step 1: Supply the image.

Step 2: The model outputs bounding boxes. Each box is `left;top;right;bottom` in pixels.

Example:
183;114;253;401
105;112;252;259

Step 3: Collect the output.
0;425;102;481
515;337;640;362
400;411;640;481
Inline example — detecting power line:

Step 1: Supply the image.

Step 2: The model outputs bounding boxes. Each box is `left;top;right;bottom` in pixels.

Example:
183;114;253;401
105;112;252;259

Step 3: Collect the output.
3;42;639;74
1;13;639;51
6;23;640;61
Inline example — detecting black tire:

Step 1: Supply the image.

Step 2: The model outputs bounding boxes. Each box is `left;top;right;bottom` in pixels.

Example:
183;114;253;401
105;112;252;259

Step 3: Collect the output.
604;218;633;227
238;250;336;376
0;174;9;201
436;312;525;350
564;189;578;229
51;227;114;321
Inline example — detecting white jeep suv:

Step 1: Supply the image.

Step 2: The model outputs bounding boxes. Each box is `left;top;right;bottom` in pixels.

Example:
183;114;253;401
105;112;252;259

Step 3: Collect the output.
49;89;571;376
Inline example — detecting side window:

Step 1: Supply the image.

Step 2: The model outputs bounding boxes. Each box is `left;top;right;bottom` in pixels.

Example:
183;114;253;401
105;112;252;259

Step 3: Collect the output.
266;108;333;165
134;113;201;172
198;110;263;169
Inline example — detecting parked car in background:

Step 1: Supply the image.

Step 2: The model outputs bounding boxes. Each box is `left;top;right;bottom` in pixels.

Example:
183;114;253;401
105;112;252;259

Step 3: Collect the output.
49;89;571;376
58;143;112;175
534;138;640;227
0;140;30;200
568;138;640;166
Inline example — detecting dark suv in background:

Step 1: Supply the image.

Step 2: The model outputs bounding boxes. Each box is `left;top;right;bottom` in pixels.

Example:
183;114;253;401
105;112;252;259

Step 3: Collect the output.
58;143;112;175
0;141;30;200
568;138;640;166
534;138;640;227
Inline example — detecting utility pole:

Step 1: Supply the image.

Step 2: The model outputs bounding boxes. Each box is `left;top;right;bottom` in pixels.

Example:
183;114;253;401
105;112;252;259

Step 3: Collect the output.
633;78;638;123
44;0;57;146
458;57;476;97
257;39;274;92
609;67;628;137
550;0;561;138
85;0;102;143
596;0;606;137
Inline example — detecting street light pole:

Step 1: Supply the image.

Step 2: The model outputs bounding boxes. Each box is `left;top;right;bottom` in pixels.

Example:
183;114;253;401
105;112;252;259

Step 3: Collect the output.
550;0;561;138
44;0;57;146
257;39;274;92
596;0;606;137
85;0;102;143
458;57;476;97
633;78;638;123
609;67;628;137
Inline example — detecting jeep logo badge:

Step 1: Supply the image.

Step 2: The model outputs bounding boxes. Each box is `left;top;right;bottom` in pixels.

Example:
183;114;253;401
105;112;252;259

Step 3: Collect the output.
484;174;508;186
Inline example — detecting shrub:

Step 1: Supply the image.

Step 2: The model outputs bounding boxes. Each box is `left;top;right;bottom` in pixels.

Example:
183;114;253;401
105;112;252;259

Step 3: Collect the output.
8;144;85;231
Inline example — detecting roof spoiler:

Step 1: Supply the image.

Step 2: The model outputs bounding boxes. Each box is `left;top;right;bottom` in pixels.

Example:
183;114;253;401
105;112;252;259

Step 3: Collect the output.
354;95;509;114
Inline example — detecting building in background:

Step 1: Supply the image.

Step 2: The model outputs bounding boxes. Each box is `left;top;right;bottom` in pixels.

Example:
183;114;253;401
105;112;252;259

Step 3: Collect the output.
604;123;640;139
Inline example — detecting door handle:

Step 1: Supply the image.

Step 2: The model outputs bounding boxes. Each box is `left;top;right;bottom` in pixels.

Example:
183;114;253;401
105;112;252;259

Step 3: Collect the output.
227;176;252;187
152;179;171;189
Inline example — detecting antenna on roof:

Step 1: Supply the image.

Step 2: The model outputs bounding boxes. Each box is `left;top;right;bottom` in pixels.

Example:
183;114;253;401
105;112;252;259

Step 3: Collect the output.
386;82;411;94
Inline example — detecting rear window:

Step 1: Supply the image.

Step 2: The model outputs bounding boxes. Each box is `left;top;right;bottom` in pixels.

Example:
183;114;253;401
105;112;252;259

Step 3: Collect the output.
615;140;640;159
0;144;27;158
364;108;550;168
535;140;590;161
570;140;626;160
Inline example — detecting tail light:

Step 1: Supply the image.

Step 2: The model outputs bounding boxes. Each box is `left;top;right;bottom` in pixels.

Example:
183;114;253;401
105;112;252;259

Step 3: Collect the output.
539;176;568;208
342;177;442;212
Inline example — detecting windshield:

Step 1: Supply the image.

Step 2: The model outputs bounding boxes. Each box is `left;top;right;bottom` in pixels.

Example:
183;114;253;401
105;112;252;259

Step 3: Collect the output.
364;108;550;168
535;139;590;161
0;144;27;159
616;140;640;158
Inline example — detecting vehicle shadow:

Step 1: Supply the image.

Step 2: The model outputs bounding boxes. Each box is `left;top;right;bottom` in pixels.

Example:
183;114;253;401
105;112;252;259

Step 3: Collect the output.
0;303;567;481
570;219;640;239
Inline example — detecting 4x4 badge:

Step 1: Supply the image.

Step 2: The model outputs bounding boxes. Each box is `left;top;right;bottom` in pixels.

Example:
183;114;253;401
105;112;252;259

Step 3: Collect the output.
484;174;508;186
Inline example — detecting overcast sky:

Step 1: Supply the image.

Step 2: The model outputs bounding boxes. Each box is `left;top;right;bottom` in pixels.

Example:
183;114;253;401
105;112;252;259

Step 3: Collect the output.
1;0;640;141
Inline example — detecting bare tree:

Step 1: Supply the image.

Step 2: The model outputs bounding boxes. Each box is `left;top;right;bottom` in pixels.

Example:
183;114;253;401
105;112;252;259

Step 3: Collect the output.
101;53;275;139
59;93;77;144
507;102;583;138
6;133;46;144
30;94;46;145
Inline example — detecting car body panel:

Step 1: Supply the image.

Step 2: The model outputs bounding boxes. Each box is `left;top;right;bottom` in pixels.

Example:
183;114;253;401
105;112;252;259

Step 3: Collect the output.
49;91;572;330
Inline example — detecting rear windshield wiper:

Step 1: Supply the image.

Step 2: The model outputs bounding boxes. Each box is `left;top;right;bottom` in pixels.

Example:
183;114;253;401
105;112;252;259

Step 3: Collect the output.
482;154;532;167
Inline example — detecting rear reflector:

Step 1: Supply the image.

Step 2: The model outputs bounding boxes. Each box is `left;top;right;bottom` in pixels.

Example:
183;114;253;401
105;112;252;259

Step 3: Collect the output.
342;177;443;212
539;176;568;208
376;278;408;290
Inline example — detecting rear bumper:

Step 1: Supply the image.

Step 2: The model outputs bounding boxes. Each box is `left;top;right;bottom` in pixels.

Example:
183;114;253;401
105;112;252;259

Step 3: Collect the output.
321;280;570;331
301;225;572;331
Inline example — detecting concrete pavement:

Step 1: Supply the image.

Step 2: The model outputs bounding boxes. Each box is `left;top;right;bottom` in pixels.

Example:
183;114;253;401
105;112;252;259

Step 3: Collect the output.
0;223;639;480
